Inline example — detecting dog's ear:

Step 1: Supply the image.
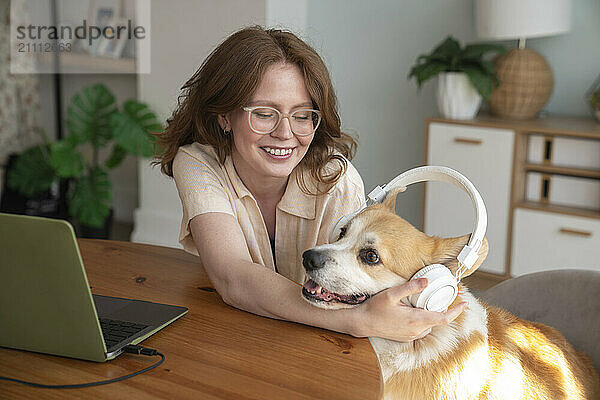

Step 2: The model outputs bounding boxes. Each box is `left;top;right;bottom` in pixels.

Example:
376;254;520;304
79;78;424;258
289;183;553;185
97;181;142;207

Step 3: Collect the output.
427;234;489;278
381;187;406;212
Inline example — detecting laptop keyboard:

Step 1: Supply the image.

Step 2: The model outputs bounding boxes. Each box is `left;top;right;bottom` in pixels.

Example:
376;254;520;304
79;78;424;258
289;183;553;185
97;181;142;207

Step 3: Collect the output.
99;318;148;349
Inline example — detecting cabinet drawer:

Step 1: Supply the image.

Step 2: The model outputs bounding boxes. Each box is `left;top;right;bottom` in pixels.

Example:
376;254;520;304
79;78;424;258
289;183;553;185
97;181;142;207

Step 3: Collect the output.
425;123;514;274
511;208;600;276
528;135;600;170
526;172;600;211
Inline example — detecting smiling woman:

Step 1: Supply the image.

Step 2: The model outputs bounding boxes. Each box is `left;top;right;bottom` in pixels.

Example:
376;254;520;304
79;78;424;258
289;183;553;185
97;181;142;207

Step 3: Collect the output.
154;25;468;346
156;26;360;282
219;63;318;187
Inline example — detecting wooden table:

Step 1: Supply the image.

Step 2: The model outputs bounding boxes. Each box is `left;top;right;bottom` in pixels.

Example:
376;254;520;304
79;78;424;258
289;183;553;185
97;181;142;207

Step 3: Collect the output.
0;240;382;399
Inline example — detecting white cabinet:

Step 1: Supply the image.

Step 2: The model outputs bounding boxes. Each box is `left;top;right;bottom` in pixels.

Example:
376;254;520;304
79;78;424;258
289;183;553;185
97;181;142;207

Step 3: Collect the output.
425;123;514;274
425;115;600;277
511;208;600;276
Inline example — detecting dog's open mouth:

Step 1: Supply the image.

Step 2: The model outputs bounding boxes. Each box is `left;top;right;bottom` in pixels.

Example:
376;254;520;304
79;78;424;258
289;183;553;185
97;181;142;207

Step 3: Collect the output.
302;279;369;305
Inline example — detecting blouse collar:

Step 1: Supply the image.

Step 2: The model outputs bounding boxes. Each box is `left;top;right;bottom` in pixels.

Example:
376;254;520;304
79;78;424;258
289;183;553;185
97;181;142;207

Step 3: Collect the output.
224;155;317;220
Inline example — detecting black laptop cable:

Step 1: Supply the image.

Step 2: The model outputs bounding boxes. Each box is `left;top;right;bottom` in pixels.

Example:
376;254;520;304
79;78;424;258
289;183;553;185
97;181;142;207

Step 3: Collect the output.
0;345;164;389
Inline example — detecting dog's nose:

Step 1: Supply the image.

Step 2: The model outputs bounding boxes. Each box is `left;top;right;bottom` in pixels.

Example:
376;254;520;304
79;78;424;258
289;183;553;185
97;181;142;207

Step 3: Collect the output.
302;249;327;272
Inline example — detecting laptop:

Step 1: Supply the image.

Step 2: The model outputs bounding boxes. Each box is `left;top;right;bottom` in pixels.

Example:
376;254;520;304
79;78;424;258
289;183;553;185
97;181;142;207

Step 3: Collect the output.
0;212;188;362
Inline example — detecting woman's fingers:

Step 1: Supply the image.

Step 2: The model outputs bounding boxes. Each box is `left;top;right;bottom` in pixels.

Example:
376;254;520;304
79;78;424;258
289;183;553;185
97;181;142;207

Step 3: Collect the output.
385;278;428;300
402;303;466;341
355;280;469;342
442;301;468;324
388;280;468;326
413;327;432;340
420;301;468;327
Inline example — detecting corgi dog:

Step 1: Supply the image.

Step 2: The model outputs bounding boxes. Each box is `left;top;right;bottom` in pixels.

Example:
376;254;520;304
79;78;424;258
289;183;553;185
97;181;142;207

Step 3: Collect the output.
301;189;600;400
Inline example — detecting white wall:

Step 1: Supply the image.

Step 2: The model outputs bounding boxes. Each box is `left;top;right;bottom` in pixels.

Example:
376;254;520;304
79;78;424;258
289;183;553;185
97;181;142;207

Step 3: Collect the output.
265;0;306;33
305;0;475;227
527;0;600;117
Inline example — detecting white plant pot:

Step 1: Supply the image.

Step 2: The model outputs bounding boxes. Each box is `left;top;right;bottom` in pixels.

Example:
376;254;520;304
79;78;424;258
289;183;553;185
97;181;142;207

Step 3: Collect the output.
436;72;482;120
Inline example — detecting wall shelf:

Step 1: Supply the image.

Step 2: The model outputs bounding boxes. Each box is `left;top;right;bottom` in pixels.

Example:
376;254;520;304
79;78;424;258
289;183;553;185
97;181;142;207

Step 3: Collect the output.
427;114;600;139
524;163;600;180
37;52;136;74
516;201;600;220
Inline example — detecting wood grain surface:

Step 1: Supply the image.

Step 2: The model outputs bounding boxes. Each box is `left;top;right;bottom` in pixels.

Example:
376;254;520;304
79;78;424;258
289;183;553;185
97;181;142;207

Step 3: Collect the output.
0;240;382;399
427;113;600;139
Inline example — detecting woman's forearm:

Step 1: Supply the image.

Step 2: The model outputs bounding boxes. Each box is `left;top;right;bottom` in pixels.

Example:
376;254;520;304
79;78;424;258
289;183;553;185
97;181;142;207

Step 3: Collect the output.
206;258;468;343
213;260;361;337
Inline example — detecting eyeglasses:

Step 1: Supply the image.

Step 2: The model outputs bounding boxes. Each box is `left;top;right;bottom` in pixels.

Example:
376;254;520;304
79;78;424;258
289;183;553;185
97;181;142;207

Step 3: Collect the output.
242;106;321;136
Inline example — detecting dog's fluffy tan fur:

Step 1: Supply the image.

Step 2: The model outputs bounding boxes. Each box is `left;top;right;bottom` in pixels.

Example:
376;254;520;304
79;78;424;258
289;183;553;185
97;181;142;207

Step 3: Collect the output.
302;190;600;399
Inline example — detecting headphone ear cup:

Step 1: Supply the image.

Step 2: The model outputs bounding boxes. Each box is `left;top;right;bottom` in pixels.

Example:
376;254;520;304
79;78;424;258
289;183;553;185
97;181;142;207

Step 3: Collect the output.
409;264;458;312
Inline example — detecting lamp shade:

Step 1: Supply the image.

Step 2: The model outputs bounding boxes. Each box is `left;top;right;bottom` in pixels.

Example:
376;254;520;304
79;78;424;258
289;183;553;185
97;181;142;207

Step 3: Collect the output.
475;0;572;40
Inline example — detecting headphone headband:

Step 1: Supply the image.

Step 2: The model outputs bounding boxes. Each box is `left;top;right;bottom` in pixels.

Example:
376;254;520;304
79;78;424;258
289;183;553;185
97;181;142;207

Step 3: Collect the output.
366;166;487;272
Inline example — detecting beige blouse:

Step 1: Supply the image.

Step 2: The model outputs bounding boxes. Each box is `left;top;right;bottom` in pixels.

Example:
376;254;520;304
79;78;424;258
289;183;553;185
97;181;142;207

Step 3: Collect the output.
172;143;365;284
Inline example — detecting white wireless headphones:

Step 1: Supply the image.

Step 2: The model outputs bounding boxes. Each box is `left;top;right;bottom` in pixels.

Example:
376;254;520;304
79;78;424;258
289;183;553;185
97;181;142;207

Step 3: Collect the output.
329;166;487;312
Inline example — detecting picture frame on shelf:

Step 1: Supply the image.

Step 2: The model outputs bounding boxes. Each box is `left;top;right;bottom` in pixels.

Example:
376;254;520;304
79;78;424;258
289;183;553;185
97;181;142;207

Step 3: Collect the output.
87;0;122;55
96;18;128;58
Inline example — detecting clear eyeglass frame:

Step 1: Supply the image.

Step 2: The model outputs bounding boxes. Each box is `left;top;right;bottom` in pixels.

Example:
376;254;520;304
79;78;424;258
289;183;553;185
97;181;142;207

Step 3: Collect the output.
242;106;322;136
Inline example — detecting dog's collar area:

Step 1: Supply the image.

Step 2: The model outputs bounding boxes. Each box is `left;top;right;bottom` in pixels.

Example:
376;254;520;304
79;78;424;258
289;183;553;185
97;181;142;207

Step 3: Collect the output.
302;279;369;305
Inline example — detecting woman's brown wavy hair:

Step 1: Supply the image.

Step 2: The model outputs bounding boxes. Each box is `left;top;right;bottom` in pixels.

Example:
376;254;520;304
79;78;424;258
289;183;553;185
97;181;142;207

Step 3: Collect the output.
156;25;357;194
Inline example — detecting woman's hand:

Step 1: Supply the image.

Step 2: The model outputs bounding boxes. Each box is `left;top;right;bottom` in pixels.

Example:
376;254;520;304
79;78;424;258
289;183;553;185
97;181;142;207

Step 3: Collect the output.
350;278;467;342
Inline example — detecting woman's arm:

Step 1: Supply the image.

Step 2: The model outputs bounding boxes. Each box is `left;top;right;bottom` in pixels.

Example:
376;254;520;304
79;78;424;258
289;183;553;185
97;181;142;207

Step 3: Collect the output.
190;213;466;342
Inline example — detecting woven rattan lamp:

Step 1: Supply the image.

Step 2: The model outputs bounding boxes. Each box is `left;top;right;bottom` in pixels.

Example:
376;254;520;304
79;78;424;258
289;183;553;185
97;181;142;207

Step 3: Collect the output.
475;0;572;119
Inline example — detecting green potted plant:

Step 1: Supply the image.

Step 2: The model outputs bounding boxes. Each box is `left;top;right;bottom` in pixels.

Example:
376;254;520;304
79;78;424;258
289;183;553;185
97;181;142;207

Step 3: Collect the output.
588;90;600;122
7;83;162;238
409;36;506;119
